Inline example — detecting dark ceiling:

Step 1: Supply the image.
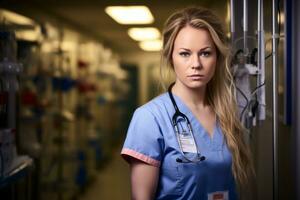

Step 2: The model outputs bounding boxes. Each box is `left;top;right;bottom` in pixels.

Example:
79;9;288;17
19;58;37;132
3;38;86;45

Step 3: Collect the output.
0;0;228;55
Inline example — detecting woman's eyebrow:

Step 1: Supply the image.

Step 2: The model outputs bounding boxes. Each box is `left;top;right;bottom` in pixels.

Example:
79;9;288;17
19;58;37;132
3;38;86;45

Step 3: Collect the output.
179;48;191;51
179;46;212;51
200;47;212;50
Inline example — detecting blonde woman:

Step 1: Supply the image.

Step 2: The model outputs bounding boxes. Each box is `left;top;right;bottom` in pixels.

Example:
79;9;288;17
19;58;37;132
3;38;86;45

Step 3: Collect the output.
121;7;254;200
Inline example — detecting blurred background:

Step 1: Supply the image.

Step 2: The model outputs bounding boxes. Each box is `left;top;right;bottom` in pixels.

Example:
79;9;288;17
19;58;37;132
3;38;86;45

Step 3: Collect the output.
0;0;299;200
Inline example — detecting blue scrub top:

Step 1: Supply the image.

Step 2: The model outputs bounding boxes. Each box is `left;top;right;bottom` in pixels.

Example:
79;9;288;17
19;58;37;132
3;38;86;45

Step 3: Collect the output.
121;93;238;200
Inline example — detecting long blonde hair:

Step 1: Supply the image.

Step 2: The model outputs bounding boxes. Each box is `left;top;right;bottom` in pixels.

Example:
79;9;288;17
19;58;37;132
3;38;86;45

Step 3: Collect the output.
161;7;254;188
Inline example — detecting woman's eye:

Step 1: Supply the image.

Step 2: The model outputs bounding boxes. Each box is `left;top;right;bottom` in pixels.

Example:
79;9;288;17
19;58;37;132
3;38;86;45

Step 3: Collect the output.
200;51;211;57
179;52;190;57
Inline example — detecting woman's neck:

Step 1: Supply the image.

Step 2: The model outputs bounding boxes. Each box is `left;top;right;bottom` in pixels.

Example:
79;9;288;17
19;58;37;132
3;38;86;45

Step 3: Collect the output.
172;81;207;109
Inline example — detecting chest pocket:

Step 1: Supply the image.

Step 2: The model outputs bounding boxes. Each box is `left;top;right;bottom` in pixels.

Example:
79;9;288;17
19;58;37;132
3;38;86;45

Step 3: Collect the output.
176;160;207;190
159;154;207;197
159;162;183;197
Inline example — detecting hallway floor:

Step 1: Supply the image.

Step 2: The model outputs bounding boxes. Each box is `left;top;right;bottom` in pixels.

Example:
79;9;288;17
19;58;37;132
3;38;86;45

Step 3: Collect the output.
78;147;131;200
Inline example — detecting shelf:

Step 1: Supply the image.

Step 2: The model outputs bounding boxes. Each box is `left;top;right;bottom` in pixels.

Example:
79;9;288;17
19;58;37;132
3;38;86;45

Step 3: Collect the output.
0;156;33;188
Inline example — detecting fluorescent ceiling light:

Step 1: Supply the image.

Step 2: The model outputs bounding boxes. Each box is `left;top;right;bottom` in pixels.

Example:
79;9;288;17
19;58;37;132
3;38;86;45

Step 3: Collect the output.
105;6;154;24
139;40;162;51
16;30;39;41
0;9;35;25
128;27;160;41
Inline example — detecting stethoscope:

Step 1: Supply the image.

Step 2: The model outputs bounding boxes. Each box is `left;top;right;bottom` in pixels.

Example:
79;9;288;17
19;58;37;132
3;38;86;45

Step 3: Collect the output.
168;82;206;163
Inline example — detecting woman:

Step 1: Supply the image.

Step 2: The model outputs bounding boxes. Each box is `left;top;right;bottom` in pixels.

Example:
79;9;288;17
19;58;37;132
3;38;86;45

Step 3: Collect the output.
121;7;254;200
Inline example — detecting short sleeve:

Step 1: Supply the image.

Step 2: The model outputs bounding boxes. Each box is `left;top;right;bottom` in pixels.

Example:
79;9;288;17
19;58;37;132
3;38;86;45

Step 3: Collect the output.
121;107;164;167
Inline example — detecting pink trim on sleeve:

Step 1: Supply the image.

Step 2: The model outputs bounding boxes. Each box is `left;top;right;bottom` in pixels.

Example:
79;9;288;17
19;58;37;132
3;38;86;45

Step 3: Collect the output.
121;148;160;167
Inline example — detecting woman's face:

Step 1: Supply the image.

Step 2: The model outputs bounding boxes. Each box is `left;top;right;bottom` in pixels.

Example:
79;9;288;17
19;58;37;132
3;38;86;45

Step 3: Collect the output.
172;25;217;90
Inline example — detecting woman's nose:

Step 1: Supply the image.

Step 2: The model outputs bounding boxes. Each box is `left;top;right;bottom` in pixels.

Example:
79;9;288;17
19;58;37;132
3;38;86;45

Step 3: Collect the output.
191;54;202;69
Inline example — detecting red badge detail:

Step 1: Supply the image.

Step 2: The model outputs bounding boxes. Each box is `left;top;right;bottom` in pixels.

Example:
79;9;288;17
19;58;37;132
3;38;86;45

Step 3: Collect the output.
213;193;224;200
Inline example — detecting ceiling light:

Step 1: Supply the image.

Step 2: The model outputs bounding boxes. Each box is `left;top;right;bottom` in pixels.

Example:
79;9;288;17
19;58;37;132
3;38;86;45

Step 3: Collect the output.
16;30;39;41
105;6;154;24
0;9;35;26
128;27;160;41
139;40;162;51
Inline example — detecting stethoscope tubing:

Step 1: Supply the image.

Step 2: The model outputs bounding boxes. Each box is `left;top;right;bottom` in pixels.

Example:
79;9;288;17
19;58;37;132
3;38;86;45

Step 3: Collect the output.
168;82;205;163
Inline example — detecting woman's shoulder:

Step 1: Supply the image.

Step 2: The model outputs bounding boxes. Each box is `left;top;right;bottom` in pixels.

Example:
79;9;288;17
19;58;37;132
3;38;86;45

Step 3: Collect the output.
135;92;169;117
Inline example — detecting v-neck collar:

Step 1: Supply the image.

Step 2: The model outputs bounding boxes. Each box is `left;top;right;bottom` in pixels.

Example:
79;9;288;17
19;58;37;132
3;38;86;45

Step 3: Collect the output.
163;92;225;151
169;92;217;140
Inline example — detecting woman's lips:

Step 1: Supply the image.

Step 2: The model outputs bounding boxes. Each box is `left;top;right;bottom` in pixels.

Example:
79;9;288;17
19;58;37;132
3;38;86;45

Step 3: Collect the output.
189;74;204;77
188;74;204;80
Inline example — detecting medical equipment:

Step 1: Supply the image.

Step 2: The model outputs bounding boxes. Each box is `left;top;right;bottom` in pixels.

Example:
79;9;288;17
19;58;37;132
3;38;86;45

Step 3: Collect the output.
231;0;281;200
233;48;265;128
257;0;266;122
168;83;206;163
231;0;266;129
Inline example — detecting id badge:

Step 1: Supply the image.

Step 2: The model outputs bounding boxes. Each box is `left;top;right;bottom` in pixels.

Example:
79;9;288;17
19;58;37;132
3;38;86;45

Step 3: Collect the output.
208;191;229;200
178;133;197;153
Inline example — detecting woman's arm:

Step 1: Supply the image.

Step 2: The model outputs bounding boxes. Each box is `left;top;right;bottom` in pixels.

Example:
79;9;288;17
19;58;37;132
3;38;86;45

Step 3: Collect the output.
129;159;160;200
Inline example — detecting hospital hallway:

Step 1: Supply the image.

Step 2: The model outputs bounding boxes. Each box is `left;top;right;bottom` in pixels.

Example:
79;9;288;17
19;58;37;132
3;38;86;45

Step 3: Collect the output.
77;145;131;200
1;0;300;200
